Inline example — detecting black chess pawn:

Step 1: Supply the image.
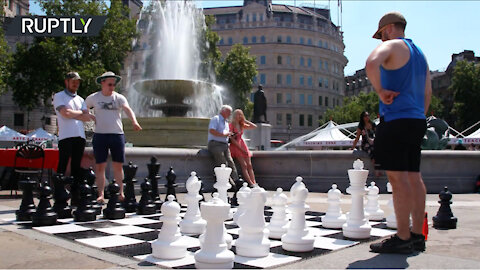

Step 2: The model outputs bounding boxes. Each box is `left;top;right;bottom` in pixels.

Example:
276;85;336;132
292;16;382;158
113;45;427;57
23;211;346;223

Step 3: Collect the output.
123;162;138;213
52;174;72;219
103;179;126;219
433;186;458;229
83;167;102;215
137;178;156;215
32;181;58;226
230;177;245;207
16;176;37;221
165;167;178;202
147;156;163;210
73;179;97;222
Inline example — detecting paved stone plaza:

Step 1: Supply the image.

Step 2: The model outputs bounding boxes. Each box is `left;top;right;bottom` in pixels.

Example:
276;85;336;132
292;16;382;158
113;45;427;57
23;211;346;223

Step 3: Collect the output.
0;190;479;269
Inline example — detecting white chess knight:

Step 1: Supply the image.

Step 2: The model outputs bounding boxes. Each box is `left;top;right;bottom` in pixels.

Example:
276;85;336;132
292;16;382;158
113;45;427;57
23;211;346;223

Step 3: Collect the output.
151;195;188;260
268;188;289;239
180;172;207;234
233;183;251;225
386;182;397;229
281;176;315;252
321;184;347;229
213;164;232;204
195;193;235;269
365;181;385;221
342;159;372;239
235;185;271;257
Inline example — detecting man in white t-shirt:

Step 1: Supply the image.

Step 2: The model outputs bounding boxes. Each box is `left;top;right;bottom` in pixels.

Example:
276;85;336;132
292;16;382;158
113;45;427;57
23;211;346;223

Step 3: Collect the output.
53;72;95;180
85;71;142;203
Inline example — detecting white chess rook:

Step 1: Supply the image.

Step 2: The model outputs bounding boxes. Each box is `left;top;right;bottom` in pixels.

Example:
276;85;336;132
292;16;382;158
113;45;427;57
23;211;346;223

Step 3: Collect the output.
342;159;372;239
213;164;232;204
233;183;251;225
321;184;347;229
281;177;315;252
386;182;397;229
365;181;385;221
195;193;235;269
151;195;188;260
236;186;271;257
180;172;207;234
268;188;289;239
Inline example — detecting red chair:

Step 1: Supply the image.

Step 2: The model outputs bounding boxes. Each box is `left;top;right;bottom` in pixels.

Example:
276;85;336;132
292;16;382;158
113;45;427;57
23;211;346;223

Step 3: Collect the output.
11;144;45;195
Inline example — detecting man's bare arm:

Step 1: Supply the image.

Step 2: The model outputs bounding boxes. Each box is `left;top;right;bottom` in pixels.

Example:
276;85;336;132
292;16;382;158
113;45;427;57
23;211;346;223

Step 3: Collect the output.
424;67;432;115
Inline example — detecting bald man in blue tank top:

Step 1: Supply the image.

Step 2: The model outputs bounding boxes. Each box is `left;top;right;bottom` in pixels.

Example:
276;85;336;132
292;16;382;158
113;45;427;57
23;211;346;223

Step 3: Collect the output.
366;12;432;254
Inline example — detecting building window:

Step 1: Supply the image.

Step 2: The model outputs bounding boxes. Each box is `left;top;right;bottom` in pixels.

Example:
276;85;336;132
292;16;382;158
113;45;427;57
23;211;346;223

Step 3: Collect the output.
337;99;340;106
253;76;257;84
299;94;305;105
300;37;304;44
325;61;329;71
16;3;21;15
300;76;304;86
318;96;323;106
276;113;283;125
318;40;323;47
253;14;257;22
277;36;282;43
219;38;224;45
277;56;282;65
276;93;283;104
308;76;313;87
300;57;305;66
260;14;264;21
14;113;24;126
228;37;233;45
286;36;292;43
286;74;292;85
325;97;329;107
260;74;266;84
286;113;292;125
318;60;323;69
307;58;312;67
246;14;250;22
318;77;323;87
277;74;282;85
252;36;257;43
299;114;305;126
325;78;329;89
260;55;266;65
286;93;292;104
308;115;313;126
243;37;248;44
261;36;266;43
307;94;313;105
286;56;291;65
318;115;322;126
307;38;312;45
324;41;328;49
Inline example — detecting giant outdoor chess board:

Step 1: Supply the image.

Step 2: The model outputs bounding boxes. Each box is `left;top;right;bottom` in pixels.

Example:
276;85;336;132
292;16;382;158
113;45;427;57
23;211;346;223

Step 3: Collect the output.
5;206;396;269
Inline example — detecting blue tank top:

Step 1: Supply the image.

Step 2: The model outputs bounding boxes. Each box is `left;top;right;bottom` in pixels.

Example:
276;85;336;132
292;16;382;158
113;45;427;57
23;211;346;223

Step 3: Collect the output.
380;38;427;122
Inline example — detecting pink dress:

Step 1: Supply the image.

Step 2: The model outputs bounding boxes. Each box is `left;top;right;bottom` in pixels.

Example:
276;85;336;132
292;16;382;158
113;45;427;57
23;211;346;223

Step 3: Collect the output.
229;123;252;158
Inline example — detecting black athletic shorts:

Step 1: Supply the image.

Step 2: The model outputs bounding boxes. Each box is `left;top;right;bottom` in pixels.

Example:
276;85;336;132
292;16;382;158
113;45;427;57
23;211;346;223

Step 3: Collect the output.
374;118;426;172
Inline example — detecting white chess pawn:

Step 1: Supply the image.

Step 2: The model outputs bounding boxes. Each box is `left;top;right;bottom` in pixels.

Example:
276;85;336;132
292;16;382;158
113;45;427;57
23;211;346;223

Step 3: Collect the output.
152;195;188;260
180;172;207;234
281;176;315;252
233;183;251;225
365;181;385;221
213;164;232;204
321;184;347;229
235;185;270;257
195;193;235;269
386;182;397;229
268;188;289;239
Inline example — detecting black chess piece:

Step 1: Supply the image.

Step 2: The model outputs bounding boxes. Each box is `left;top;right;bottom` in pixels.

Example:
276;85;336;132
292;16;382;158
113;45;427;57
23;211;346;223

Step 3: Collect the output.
147;156;163;210
123;162;138;213
433;186;458;229
69;176;81;207
73;179;97;222
103;179;126;219
137;178;156;215
32;181;58;226
83;167;102;215
16;176;37;221
230;177;245;207
165;167;178;202
52;174;73;219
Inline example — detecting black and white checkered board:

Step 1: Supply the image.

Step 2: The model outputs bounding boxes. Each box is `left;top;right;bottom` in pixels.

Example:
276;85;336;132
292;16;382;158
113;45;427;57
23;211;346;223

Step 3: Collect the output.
11;206;396;269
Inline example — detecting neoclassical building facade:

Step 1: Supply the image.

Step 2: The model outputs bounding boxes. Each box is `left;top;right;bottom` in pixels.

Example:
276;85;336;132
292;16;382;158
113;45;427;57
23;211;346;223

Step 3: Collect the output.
204;0;348;141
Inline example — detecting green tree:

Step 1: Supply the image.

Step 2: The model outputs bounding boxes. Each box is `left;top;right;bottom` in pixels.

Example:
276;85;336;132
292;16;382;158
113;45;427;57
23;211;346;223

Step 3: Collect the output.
8;0;137;109
217;44;257;114
450;60;480;131
0;7;12;94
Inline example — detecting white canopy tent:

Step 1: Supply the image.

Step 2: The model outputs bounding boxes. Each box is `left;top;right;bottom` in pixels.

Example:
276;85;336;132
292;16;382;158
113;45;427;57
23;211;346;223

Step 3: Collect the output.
26;128;56;142
300;121;353;147
0;126;28;142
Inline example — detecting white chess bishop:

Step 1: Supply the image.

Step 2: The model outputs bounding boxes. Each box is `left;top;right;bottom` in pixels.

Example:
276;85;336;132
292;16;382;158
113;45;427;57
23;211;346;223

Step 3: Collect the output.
233;183;251;225
342;159;372;239
321;184;347;229
180;172;207;234
281;176;315;252
267;188;289;239
235;185;271;257
213;164;232;204
195;193;235;269
151;195;188;260
365;181;385;221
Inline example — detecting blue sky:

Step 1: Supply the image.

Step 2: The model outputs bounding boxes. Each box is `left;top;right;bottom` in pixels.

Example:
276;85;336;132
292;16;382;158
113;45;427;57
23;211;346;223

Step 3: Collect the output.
29;0;480;76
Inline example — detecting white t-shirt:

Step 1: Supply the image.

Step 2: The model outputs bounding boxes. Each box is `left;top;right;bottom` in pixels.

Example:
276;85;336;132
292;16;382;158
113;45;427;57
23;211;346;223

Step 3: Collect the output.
53;90;87;140
85;91;128;134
